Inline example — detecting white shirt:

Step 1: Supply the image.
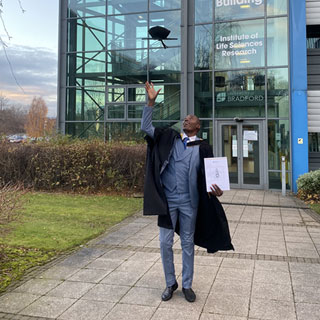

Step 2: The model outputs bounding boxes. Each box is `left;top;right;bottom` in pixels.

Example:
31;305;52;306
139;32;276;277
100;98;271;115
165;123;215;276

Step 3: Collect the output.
181;133;197;142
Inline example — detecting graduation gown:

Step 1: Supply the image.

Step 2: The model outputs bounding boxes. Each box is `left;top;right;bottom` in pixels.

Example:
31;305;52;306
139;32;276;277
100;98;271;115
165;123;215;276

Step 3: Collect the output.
143;127;234;254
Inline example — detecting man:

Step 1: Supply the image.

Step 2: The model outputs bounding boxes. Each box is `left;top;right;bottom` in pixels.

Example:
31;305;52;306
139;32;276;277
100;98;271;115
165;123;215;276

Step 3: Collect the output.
141;81;233;303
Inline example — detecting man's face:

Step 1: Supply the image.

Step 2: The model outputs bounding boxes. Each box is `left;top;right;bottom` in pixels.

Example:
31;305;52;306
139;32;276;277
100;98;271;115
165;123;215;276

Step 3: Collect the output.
183;115;200;135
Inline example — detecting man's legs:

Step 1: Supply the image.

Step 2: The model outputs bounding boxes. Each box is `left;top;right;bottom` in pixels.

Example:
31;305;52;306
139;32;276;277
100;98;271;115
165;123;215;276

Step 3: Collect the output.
159;208;178;287
178;201;197;289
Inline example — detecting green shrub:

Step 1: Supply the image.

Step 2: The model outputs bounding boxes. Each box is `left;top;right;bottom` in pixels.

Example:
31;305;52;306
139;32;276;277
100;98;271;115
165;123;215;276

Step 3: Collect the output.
297;169;320;201
0;140;146;193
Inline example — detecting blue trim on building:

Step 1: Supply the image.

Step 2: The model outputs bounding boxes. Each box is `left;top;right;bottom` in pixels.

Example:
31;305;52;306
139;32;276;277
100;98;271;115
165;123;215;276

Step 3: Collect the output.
289;0;308;193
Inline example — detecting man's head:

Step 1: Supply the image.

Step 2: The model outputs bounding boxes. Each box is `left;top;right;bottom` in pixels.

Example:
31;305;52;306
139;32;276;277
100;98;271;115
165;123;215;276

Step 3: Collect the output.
183;115;200;137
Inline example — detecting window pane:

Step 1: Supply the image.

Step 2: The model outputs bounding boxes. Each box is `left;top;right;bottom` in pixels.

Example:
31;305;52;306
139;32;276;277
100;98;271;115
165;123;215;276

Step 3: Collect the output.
307;38;320;49
151;84;180;120
195;0;213;24
150;0;181;11
67;52;105;87
215;20;265;70
199;120;213;147
107;50;147;85
194;72;213;118
107;87;125;102
267;68;289;117
66;122;105;139
267;17;288;66
128;87;146;102
149;11;181;48
149;47;181;83
268;119;290;170
267;0;287;16
66;87;105;121
107;0;147;15
107;104;125;118
309;133;320;152
68;0;106;18
215;70;265;118
105;122;144;141
269;171;290;190
107;14;148;49
128;104;144;118
195;24;213;70
68;17;106;52
215;0;264;22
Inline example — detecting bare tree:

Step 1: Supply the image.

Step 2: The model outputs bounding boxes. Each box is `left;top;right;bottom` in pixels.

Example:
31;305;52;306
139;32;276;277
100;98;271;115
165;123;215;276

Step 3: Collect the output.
25;97;48;138
0;0;26;93
0;93;9;111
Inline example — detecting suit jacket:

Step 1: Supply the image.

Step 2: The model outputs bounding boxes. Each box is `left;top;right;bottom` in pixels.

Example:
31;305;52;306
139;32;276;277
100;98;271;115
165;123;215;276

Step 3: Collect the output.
143;126;234;253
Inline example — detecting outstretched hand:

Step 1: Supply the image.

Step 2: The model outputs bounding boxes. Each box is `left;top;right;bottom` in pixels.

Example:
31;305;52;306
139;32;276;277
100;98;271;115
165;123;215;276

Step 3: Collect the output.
209;184;223;197
145;81;161;107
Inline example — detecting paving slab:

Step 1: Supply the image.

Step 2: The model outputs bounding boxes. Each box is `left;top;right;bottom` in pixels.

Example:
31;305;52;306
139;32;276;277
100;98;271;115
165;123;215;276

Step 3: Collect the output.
2;189;320;320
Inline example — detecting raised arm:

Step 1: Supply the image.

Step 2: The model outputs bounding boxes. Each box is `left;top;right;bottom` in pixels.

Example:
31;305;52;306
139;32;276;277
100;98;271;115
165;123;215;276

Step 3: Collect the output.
141;81;161;138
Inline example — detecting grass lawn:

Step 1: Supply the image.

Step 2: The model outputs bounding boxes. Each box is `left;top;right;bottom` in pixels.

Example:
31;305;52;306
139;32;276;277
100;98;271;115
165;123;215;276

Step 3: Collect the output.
311;203;320;215
0;192;142;292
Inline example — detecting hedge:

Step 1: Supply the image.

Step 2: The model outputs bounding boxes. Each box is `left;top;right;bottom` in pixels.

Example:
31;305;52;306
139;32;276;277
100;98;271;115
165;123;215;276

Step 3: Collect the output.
0;140;146;193
297;169;320;202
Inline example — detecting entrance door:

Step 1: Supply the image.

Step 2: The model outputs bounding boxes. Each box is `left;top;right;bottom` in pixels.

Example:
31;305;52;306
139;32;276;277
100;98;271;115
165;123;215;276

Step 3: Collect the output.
218;121;264;189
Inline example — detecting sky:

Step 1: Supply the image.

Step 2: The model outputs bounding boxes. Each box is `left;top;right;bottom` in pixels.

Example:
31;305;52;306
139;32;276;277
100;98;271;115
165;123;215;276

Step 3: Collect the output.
0;0;59;117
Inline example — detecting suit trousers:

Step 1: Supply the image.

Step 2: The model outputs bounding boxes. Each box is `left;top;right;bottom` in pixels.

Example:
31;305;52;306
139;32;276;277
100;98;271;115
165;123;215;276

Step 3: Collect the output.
159;192;197;289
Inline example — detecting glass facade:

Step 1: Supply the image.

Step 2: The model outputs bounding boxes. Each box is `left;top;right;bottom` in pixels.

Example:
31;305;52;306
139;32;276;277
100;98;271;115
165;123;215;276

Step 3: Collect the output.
61;0;292;189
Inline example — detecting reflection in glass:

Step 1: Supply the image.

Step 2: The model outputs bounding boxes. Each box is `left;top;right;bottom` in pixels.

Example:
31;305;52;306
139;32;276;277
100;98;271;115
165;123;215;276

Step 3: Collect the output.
150;0;181;11
309;133;320;152
67;52;105;87
128;87;146;102
267;0;287;16
215;20;264;70
267;68;289;117
215;0;264;22
307;38;320;49
243;124;260;185
149;11;181;48
107;14;147;50
199;120;213;147
149;47;181;83
68;17;106;52
105;122;144;141
221;125;238;184
66;87;105;121
107;87;125;102
269;171;290;190
194;72;213;118
68;0;106;18
66;122;105;139
107;104;125;119
195;24;213;70
195;0;213;24
107;0;147;15
267;17;288;66
268;119;290;171
215;70;265;118
128;105;144;118
151;84;180;120
107;50;147;85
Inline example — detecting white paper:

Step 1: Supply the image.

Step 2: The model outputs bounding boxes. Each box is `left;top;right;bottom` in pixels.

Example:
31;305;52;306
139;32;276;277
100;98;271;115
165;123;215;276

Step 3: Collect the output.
204;157;230;192
243;130;258;141
243;139;249;157
232;140;237;157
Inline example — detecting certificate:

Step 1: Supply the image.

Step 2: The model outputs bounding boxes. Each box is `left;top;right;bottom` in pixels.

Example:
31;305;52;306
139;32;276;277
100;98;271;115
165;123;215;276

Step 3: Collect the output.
204;157;230;192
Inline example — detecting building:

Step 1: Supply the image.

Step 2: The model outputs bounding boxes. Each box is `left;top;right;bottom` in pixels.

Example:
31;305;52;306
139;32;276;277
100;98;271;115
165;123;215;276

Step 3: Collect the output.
57;0;320;192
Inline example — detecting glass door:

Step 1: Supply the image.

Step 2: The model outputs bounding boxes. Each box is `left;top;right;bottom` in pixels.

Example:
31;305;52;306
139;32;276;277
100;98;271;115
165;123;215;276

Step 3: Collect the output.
218;121;264;189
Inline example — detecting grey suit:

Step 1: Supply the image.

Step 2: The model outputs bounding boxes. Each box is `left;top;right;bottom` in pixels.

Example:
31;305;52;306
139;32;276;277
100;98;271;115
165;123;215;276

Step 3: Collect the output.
141;106;200;289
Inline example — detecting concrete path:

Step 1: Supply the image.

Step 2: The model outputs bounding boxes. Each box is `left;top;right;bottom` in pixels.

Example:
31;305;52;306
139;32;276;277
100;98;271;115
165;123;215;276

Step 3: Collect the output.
1;190;320;320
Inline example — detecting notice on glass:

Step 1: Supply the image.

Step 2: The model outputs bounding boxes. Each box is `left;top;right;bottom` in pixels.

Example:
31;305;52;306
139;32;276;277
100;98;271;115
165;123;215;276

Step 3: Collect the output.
243;130;258;141
204;157;230;192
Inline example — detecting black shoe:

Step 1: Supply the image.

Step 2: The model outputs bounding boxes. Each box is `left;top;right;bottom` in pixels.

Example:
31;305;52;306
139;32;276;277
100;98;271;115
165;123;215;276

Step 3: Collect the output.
161;282;178;301
182;287;196;302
